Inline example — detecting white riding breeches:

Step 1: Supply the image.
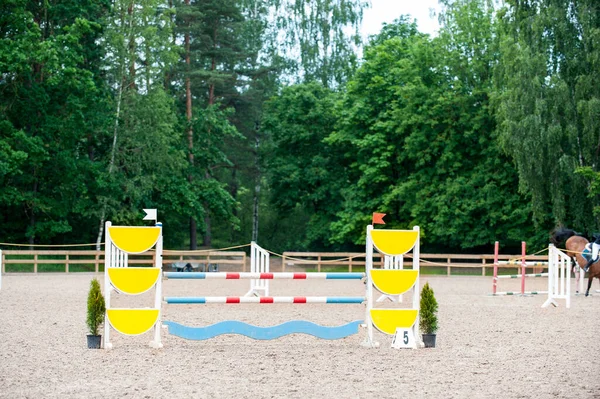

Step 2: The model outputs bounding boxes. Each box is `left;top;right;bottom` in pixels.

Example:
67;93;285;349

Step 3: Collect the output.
593;242;600;262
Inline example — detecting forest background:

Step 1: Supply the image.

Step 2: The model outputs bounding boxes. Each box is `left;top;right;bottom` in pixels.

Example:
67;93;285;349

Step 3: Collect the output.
2;0;600;255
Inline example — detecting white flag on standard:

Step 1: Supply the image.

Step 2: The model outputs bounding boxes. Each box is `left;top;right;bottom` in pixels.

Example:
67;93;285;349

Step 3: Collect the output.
143;208;157;221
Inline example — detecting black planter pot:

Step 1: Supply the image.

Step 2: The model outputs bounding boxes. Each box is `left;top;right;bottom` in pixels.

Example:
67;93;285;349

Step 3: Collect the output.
422;333;436;348
87;334;102;349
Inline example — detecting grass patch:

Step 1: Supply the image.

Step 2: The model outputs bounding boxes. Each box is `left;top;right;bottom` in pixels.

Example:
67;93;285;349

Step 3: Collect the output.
4;264;35;273
4;263;103;273
2;252;105;273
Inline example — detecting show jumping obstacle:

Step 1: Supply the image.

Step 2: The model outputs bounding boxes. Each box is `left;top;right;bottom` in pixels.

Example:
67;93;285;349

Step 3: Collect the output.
493;242;549;296
102;211;422;349
491;241;573;308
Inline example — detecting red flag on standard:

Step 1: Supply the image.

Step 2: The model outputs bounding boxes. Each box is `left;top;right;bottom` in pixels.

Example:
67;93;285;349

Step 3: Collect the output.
372;213;386;225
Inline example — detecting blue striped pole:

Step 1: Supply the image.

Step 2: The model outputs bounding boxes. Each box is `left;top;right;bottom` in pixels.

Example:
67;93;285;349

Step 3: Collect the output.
163;272;366;280
164;296;366;304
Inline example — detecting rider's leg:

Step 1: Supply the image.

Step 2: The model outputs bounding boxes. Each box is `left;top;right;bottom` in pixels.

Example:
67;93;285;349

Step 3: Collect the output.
586;241;600;272
583;258;593;273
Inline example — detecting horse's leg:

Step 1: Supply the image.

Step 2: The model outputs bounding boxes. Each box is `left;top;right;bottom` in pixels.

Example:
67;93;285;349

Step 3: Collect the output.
586;276;593;296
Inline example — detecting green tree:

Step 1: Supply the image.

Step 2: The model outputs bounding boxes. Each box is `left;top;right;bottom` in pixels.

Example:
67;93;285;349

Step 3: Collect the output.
330;13;535;252
173;0;247;248
212;0;285;247
0;0;112;245
96;0;185;248
494;0;600;234
261;83;346;250
270;0;368;87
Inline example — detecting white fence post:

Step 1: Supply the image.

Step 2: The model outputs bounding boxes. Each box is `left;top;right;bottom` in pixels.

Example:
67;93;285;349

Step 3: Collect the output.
376;255;403;303
245;242;269;297
542;244;571;308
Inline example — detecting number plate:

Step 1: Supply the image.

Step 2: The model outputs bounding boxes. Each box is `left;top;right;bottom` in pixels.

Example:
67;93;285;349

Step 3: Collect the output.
391;328;416;349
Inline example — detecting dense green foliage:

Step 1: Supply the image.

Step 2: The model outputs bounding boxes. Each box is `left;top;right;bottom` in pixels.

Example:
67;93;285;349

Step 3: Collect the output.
494;0;600;233
327;13;537;251
2;0;599;254
262;83;346;250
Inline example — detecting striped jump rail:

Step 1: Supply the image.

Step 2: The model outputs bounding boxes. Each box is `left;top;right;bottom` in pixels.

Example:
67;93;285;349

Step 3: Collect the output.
495;273;549;279
493;291;548;296
163;272;366;280
164;296;366;304
497;261;549;266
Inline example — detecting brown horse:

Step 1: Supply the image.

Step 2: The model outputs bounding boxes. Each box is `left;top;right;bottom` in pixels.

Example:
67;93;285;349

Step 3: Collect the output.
551;227;600;296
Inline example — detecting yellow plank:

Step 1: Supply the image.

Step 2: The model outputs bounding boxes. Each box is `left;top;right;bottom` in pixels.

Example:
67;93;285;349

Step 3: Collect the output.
370;309;418;335
108;267;160;295
107;308;159;336
108;226;161;254
370;270;418;295
371;230;418;256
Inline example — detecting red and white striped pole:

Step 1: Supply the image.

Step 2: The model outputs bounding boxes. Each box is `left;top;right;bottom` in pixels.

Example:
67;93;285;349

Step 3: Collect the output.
521;241;526;295
493;241;499;295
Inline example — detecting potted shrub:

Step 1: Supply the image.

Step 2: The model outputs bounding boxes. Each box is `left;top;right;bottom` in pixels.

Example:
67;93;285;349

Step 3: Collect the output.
87;278;106;349
419;282;438;348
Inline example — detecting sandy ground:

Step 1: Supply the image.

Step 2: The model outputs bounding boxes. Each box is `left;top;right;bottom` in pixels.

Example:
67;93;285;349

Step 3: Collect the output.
0;272;599;399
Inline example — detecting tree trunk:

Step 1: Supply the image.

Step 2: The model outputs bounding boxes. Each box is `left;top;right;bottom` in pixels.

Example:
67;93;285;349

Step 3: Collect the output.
185;0;196;250
202;210;211;247
127;2;136;90
201;26;218;248
230;167;238;242
28;179;38;249
252;131;260;243
190;218;197;249
164;0;176;90
95;0;134;250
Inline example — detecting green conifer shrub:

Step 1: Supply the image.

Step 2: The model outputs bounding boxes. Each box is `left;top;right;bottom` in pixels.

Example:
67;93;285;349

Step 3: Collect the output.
87;278;106;336
419;282;438;334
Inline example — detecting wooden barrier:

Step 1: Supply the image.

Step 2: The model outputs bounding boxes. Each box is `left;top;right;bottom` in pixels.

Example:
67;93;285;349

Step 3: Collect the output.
0;250;246;273
0;249;548;276
163;250;247;272
281;251;549;275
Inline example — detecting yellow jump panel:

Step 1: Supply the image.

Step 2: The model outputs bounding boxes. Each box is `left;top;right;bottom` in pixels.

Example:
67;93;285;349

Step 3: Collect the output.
370;229;418;256
108;226;161;254
108;267;160;295
370;270;418;295
370;309;418;335
107;308;159;336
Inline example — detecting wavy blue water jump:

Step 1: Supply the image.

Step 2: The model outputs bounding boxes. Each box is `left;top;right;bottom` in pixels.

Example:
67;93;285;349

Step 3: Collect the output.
163;320;363;340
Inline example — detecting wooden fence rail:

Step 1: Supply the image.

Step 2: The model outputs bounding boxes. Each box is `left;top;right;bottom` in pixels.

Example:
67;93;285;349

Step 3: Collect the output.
0;250;247;273
0;249;549;276
281;252;550;276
